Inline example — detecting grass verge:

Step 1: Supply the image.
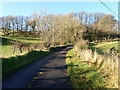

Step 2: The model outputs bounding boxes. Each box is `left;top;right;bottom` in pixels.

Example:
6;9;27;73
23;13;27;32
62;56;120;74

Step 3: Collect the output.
66;49;106;88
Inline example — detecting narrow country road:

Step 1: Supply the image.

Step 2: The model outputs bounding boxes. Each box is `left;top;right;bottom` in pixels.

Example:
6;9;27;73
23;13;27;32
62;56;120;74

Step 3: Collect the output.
3;46;73;88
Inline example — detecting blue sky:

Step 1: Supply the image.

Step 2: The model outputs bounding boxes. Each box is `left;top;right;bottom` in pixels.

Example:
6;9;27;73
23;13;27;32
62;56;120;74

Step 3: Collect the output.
0;2;118;20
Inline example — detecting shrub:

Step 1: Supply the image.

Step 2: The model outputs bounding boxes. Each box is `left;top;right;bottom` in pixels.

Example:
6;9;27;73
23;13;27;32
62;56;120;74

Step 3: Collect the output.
74;40;88;54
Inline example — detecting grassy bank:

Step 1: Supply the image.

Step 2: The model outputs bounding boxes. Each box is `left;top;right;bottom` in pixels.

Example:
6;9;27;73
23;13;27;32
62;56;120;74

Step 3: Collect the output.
66;49;106;88
2;50;50;79
66;41;118;88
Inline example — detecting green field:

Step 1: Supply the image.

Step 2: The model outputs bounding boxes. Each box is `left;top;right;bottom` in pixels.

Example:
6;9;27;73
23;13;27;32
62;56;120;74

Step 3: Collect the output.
66;41;119;88
1;36;41;58
2;36;41;44
88;41;119;55
94;41;118;52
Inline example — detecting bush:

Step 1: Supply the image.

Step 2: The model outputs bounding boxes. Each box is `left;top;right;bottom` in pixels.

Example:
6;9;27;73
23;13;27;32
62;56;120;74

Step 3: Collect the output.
74;40;89;57
74;40;88;52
